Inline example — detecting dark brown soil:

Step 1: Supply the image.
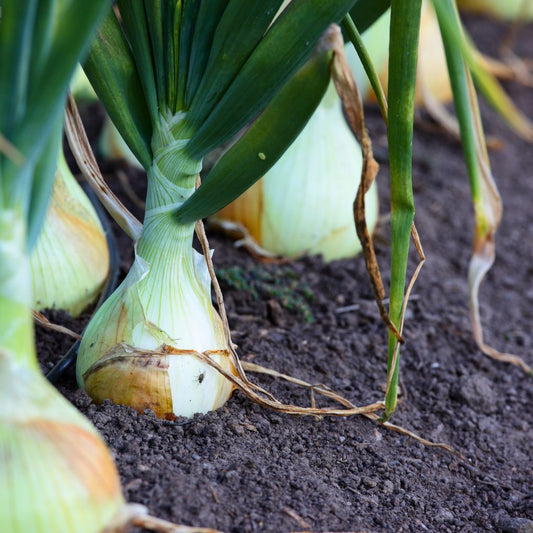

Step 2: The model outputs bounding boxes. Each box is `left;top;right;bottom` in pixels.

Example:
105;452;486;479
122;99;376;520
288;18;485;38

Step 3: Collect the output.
37;15;532;533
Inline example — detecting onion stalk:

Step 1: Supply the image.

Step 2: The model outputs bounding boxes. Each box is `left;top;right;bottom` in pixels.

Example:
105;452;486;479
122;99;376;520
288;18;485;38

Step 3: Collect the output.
30;149;109;317
214;80;379;262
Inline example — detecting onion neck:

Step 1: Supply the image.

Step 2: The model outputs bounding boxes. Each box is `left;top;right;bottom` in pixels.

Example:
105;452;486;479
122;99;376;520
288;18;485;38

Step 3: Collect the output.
129;113;222;352
138;112;202;267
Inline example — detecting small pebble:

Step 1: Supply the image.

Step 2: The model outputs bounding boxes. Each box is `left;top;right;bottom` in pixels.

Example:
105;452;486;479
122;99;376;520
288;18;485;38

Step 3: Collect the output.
498;516;533;533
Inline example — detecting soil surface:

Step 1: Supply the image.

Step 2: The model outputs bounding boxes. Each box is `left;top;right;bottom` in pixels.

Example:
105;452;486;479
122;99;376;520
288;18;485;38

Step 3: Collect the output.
37;15;532;533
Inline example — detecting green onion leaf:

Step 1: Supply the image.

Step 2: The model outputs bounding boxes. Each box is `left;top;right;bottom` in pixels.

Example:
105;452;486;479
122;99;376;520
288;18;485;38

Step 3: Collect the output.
183;0;229;110
187;0;358;159
176;48;334;223
83;8;153;170
384;0;422;420
185;1;284;124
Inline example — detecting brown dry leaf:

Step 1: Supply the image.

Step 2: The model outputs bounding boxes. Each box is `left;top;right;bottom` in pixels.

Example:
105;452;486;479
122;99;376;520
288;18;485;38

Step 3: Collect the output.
64;94;143;242
325;26;402;344
32;310;82;340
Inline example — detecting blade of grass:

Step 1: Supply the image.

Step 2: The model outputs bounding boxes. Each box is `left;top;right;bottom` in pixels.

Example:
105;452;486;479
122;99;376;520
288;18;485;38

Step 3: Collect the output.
384;0;422;420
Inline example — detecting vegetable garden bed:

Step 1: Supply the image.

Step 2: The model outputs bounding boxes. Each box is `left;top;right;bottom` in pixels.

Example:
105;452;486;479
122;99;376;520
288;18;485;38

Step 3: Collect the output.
36;14;532;533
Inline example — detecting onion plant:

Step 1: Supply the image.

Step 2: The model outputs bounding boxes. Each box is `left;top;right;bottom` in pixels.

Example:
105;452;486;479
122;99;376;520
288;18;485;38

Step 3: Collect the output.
77;1;358;419
368;0;533;419
0;1;130;530
73;0;531;426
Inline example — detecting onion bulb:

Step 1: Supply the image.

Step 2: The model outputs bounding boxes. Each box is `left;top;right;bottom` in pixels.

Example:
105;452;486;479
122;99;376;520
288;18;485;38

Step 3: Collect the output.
1;211;124;533
77;121;236;419
214;80;379;262
30;150;109;317
0;353;125;533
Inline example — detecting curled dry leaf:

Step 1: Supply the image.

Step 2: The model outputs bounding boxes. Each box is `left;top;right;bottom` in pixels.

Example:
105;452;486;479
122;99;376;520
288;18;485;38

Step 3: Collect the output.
64;94;143;242
326;26;403;343
32;310;82;340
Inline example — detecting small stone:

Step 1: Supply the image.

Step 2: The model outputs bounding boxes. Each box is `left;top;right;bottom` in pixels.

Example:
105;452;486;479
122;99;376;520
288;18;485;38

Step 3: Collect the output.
361;477;377;488
383;480;394;493
435;509;455;522
498;516;533;533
